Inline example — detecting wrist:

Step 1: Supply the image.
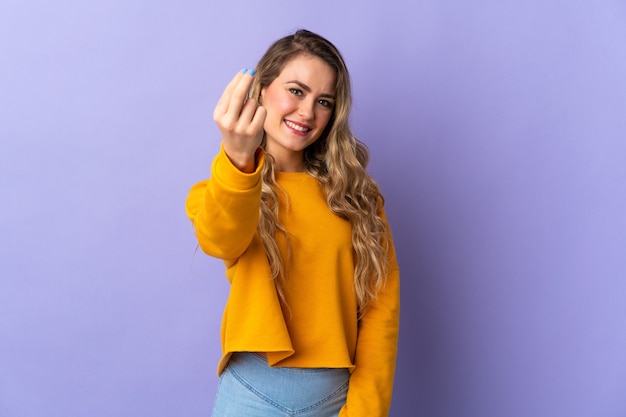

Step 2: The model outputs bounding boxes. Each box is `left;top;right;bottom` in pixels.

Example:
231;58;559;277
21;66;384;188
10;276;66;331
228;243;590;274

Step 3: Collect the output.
223;144;257;173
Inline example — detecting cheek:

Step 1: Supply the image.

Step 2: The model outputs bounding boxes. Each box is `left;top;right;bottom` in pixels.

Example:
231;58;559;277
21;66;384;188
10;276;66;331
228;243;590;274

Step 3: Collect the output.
264;89;296;118
317;111;333;130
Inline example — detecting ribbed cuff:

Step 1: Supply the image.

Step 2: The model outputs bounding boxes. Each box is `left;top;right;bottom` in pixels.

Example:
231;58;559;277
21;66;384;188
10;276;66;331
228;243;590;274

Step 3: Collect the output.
212;143;265;191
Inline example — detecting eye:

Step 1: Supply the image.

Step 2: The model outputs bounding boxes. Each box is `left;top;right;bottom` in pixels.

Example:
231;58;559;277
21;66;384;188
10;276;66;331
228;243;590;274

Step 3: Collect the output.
289;88;303;96
318;99;334;108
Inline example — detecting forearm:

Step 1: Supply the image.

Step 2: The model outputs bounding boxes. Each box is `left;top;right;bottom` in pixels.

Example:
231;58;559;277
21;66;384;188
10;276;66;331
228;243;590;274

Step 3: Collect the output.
186;144;265;259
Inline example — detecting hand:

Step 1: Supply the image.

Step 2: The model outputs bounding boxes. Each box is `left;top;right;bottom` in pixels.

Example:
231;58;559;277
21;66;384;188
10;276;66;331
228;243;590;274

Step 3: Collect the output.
213;69;267;173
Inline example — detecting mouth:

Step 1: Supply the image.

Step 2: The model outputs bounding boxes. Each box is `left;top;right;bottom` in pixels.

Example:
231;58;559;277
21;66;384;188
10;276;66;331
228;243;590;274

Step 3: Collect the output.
284;119;312;135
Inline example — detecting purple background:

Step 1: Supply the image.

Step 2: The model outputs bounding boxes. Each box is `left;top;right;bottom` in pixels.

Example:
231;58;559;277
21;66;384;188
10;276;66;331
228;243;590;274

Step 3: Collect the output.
1;1;625;416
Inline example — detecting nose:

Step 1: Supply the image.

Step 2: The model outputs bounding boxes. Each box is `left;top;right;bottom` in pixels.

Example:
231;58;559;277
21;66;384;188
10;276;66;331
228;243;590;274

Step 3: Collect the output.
297;98;315;121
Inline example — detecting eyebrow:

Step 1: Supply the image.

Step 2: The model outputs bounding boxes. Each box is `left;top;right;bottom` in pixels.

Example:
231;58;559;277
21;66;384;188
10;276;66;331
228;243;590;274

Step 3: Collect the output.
286;80;336;100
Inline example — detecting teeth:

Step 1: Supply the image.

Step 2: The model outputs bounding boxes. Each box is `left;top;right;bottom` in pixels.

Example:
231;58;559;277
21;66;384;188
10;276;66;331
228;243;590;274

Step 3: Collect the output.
285;120;310;132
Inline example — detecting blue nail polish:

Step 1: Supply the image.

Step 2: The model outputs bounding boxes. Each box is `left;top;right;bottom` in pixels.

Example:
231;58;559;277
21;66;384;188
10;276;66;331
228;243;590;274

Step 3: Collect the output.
242;68;248;74
248;69;256;76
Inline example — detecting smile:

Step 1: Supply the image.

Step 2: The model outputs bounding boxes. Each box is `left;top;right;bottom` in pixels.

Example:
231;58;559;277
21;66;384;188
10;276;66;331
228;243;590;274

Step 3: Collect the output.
284;120;312;133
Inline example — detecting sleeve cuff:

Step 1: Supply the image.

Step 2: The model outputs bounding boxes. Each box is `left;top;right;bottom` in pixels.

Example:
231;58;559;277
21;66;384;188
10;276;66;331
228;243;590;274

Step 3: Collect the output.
213;143;265;191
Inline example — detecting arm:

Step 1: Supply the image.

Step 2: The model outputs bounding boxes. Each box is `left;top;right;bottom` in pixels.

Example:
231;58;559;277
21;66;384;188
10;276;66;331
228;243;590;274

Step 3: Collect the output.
186;69;268;260
340;218;401;417
185;144;265;260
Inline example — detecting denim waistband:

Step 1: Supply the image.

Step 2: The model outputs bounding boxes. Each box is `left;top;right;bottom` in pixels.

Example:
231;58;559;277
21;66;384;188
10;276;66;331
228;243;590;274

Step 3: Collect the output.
223;352;350;415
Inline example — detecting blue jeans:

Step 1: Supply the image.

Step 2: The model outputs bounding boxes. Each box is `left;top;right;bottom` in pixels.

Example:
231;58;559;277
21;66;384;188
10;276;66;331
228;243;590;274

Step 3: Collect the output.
211;352;350;417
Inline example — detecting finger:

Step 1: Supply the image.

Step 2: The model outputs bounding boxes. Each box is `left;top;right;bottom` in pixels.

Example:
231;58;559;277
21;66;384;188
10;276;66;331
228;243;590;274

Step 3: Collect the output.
213;70;246;119
238;97;260;123
249;105;267;133
224;69;256;118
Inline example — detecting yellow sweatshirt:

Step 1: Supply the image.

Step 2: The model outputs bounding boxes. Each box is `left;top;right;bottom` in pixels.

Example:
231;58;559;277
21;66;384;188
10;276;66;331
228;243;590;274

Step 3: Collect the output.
185;145;400;417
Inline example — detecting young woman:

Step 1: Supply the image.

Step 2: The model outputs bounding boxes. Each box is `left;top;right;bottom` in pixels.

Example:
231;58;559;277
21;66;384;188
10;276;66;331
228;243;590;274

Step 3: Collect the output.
186;29;400;417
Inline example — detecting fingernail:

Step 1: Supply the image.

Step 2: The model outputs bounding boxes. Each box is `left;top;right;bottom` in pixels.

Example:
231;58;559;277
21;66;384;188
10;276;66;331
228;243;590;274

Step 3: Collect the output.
248;69;256;76
241;68;248;74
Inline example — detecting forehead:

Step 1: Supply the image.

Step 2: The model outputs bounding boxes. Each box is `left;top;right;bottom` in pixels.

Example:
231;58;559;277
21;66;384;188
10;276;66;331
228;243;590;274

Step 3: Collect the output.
276;55;336;93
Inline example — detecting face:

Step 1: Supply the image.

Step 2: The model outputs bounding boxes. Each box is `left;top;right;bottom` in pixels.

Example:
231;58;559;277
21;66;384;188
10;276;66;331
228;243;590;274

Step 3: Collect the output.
260;54;336;170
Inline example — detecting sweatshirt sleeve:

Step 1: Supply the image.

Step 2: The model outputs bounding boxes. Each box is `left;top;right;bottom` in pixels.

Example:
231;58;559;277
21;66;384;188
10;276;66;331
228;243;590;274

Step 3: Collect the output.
339;214;401;417
185;144;265;261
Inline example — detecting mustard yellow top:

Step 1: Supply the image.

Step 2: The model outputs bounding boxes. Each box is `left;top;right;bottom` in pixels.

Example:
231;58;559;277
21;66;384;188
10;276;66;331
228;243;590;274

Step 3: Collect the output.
185;145;400;417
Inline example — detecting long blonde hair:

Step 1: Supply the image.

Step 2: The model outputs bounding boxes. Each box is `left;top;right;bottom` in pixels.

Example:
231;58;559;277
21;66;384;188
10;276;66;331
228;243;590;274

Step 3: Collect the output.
250;30;389;317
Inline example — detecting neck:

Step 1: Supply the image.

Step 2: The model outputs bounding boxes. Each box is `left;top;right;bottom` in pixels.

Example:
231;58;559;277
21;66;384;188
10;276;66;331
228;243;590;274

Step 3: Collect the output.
265;146;305;172
274;160;304;172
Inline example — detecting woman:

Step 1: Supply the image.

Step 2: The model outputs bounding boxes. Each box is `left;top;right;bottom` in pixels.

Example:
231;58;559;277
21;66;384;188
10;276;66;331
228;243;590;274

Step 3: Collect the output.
186;29;400;417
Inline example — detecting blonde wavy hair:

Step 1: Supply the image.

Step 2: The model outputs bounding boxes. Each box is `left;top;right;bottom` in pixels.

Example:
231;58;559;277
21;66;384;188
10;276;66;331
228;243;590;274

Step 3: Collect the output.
249;30;390;317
